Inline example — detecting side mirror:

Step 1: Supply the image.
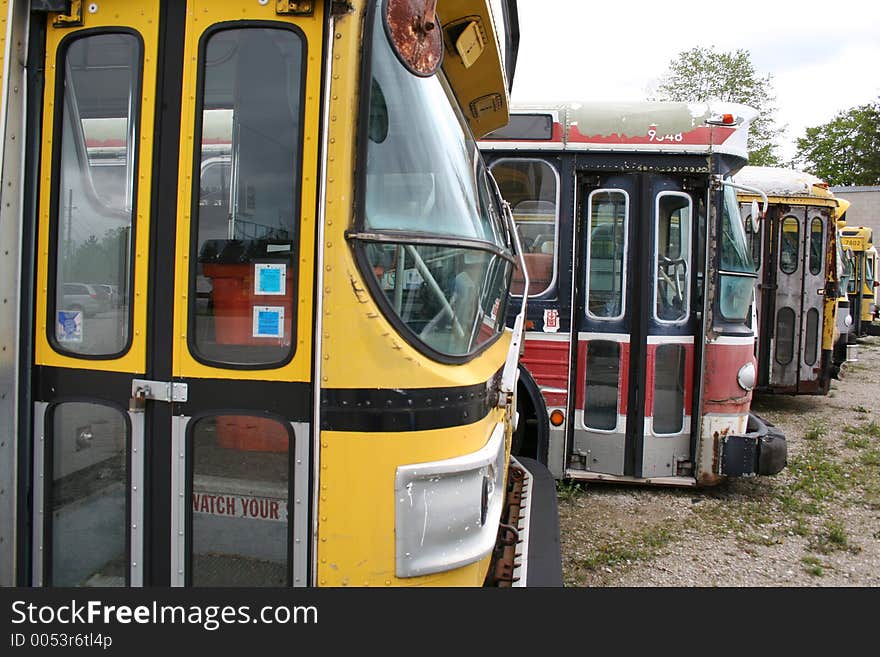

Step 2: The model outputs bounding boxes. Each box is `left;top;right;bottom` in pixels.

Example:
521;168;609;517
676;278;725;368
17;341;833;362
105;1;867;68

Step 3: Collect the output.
749;200;761;233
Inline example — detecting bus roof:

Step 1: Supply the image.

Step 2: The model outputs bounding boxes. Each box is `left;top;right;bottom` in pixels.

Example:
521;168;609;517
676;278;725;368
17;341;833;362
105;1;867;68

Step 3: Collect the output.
732;165;837;203
479;100;757;159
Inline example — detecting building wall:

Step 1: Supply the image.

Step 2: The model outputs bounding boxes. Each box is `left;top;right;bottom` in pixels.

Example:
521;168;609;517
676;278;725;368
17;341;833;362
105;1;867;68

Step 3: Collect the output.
830;186;880;236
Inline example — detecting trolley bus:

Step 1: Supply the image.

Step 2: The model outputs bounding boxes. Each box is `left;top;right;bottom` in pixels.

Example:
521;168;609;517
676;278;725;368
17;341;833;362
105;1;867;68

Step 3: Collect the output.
839;226;877;337
479;101;787;487
731;166;849;394
0;0;563;588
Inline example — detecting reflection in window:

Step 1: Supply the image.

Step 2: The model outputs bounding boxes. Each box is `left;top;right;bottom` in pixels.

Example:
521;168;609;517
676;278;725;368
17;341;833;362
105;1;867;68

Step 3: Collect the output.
584;341;620;431
191;415;290;587
365;243;510;356
805;308;819;366
745;215;762;266
490;159;558;296
775;307;796;365
809;217;823;275
655;193;691;322
587;190;627;319
192;28;303;367
52;34;140;356
50;403;128;586
848;253;862;294
653;345;685;435
780;216;800;275
719;185;757;321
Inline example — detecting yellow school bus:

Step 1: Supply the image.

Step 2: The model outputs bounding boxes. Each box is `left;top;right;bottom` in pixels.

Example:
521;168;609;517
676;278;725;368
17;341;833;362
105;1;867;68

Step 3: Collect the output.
840;226;876;337
0;0;562;587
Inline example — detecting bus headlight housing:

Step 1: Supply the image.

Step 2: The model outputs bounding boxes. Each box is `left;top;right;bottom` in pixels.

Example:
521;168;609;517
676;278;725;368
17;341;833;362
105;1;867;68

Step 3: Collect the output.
737;362;756;391
394;423;506;578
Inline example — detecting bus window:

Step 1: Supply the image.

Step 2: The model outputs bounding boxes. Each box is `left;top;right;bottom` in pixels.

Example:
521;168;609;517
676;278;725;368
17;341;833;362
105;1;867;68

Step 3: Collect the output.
51;33;140;357
654;193;691;323
49;403;128;586
357;10;512;359
190;415;290;587
775;307;796;365
490;159;559;297
653;344;686;435
583;341;620;431
191;27;304;367
780;216;799;275
586;190;628;320
719;184;757;321
809;217;823;275
804;307;820;366
746;215;761;266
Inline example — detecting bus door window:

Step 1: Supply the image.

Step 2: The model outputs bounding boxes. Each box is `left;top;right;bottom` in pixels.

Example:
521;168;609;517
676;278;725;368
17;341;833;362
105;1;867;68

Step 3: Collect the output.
780;215;800;275
51;34;140;357
652;344;686;435
47;403;129;586
191;27;305;367
583;341;620;431
189;415;291;587
809;217;824;275
489;159;560;297
586;190;628;320
654;192;692;323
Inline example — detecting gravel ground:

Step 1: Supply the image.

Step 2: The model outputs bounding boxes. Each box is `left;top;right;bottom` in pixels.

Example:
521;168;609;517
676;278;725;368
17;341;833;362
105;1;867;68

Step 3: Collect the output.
558;334;880;587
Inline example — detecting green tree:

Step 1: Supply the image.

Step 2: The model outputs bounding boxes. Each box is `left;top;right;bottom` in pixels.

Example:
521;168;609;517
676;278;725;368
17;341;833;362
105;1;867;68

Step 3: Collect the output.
795;100;880;186
650;46;784;166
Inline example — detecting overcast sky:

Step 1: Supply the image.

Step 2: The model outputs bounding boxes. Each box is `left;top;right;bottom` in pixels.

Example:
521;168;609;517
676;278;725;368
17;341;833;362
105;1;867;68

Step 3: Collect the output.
510;0;880;162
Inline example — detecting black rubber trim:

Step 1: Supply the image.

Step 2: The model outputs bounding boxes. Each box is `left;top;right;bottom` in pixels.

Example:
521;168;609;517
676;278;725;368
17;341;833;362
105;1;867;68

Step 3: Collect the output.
320;373;501;432
178;379;311;420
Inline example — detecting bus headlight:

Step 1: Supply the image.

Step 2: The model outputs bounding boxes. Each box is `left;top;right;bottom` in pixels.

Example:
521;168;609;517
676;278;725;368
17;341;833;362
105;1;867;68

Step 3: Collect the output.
844;314;853;327
394;423;506;578
737;362;756;391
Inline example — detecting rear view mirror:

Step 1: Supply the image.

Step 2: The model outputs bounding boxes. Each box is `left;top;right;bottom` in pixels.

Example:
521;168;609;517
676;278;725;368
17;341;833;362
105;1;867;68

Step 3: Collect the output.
750;200;761;233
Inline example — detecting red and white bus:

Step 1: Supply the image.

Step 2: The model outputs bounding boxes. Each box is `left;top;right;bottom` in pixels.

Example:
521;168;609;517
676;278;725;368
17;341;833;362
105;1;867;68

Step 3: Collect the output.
480;101;787;486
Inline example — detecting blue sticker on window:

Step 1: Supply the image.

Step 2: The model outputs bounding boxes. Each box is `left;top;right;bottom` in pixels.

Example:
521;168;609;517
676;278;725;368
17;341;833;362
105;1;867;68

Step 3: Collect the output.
255;263;285;296
56;310;83;343
252;306;284;338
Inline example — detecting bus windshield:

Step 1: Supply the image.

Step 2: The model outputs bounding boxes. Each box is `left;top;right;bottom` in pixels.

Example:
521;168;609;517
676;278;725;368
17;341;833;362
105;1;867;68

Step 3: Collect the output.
719;183;757;321
356;1;513;359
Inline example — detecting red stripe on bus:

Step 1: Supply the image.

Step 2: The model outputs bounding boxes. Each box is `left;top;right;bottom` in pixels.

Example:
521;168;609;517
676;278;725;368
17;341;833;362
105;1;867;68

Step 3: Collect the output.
566;125;735;147
521;338;569;406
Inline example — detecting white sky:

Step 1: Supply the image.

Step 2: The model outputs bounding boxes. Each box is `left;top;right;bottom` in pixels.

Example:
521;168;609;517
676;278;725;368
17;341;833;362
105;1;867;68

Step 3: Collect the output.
510;0;880;162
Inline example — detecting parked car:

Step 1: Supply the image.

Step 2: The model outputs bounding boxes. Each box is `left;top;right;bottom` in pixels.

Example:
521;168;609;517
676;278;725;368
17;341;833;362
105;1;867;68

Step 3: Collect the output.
60;282;108;317
94;283;121;308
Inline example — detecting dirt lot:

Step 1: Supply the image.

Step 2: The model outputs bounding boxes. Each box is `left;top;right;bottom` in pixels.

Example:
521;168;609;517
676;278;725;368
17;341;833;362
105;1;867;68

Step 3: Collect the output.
557;334;880;587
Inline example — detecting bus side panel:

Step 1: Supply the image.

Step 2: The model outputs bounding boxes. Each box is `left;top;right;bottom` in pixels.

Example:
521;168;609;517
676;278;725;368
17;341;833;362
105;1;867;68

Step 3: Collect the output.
0;0;27;586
